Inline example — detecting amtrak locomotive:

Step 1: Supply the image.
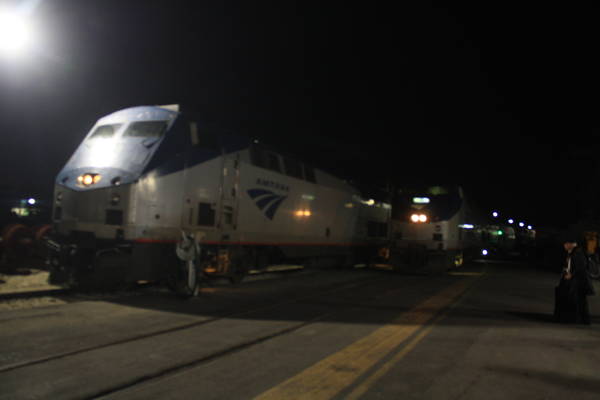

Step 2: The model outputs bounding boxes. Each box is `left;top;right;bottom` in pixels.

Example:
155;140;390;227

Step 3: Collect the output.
390;185;469;268
389;184;535;269
47;105;390;293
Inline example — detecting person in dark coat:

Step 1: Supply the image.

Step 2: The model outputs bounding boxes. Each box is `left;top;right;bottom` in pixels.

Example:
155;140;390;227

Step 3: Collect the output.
554;238;595;324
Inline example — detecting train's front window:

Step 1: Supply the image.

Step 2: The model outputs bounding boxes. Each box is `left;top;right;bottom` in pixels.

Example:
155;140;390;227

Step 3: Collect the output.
89;123;122;139
392;185;461;221
123;121;168;138
427;186;448;195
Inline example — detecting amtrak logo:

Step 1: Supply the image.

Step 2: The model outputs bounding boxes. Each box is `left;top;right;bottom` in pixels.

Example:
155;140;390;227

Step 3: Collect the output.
247;188;287;220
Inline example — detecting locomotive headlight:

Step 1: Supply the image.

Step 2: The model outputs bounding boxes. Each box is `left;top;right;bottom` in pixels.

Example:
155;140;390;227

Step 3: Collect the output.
78;173;101;186
82;174;93;185
410;213;427;223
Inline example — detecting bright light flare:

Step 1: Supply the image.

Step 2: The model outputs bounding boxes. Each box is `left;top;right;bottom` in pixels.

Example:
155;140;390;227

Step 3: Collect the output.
410;213;428;223
0;9;33;57
78;173;101;186
83;174;93;185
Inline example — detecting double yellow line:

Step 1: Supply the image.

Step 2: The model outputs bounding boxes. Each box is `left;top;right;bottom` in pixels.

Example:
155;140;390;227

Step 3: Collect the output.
254;277;476;400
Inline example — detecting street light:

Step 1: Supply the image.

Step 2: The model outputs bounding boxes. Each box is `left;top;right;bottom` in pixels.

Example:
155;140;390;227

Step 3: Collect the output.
0;7;33;58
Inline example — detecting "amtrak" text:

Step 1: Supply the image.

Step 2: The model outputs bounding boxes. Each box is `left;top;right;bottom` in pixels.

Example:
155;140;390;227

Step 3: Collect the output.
256;178;290;192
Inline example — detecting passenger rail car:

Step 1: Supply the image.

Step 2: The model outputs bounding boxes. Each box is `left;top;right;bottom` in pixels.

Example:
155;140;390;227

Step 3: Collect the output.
48;105;390;292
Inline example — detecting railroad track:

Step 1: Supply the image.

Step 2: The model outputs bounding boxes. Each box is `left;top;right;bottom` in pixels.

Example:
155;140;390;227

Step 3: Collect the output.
0;288;71;302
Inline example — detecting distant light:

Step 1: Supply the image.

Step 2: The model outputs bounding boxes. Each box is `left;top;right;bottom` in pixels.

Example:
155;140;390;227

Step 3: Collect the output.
365;199;375;206
27;197;35;205
412;197;430;204
497;230;504;235
508;219;514;224
481;249;488;256
518;222;525;227
459;224;474;229
492;211;498;218
527;225;533;230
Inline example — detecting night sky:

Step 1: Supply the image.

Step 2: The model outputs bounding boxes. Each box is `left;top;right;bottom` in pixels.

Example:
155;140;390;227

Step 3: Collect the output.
0;0;596;229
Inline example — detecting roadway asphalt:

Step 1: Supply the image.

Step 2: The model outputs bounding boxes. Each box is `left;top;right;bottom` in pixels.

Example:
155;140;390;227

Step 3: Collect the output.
1;261;599;400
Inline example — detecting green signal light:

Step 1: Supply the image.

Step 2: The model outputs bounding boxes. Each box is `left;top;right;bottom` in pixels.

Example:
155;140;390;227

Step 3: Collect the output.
497;230;503;235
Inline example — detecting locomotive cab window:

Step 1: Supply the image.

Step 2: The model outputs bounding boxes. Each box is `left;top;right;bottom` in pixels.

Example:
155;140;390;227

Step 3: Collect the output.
266;153;281;173
123;121;168;138
304;165;316;183
250;146;266;169
89;123;122;139
250;146;282;174
283;157;303;179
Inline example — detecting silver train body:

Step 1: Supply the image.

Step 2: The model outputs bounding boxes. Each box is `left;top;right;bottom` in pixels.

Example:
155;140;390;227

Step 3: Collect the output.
48;105;390;288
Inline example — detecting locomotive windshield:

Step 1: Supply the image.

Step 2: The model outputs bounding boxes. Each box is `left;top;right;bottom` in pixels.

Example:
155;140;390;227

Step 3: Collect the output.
56;105;179;190
123;121;168;138
89;123;123;139
392;185;462;222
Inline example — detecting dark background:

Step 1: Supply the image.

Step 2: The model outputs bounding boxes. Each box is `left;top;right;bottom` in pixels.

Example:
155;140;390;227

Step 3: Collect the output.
0;0;596;229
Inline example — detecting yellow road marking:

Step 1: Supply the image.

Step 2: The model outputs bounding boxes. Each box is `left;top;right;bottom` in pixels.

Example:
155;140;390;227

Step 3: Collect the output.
254;278;474;400
345;309;443;399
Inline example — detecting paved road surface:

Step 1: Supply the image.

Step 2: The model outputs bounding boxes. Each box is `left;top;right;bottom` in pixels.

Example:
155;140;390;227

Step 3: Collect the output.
1;262;599;399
